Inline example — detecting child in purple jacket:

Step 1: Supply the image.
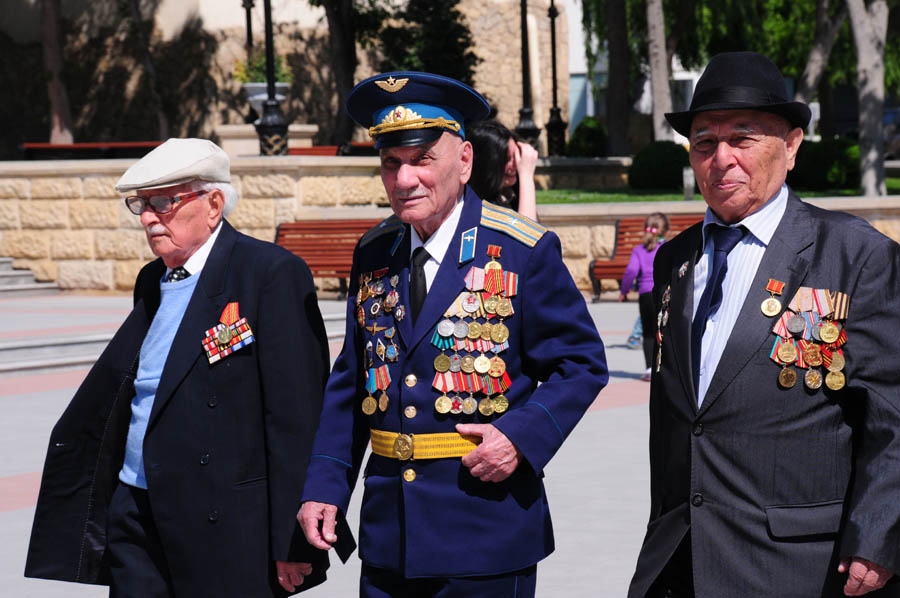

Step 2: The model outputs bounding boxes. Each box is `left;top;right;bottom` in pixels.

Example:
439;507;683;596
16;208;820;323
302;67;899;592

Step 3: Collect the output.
619;212;670;381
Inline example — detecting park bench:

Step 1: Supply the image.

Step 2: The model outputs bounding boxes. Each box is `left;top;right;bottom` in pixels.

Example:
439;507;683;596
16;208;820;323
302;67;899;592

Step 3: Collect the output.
275;219;382;298
21;141;162;160
589;214;703;301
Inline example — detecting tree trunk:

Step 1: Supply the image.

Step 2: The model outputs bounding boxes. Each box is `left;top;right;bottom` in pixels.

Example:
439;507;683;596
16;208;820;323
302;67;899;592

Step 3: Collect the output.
126;0;169;140
795;0;847;104
846;0;887;195
41;0;74;144
665;0;695;72
646;0;672;141
321;0;358;146
605;0;630;155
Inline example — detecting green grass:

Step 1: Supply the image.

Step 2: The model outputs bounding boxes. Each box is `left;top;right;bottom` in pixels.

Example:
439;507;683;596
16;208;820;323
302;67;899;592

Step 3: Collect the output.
537;177;900;204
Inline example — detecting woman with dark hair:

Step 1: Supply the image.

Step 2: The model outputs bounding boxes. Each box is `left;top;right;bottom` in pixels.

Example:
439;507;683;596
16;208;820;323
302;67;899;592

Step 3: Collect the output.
467;119;538;220
619;212;670;381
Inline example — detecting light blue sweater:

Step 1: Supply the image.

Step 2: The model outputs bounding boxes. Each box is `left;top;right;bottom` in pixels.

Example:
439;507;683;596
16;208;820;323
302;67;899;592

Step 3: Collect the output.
119;273;200;489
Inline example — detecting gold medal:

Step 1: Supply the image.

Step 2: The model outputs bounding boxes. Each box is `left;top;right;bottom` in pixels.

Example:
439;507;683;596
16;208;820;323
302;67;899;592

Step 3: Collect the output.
491;322;510;344
484;295;499;314
488;356;506;377
484;260;502;271
819;321;840;344
777;342;798;364
827;351;845;372
778;367;797;388
474;354;491;375
467;321;483;339
493;394;509;413
435;395;452;414
433;353;451;373
760;297;782;317
378;392;389;412
361;395;377;415
478;397;495;416
496;298;512;318
216;326;233;346
480;322;493;341
804;368;823;390
802;343;823;367
460;355;476;374
825;370;846;390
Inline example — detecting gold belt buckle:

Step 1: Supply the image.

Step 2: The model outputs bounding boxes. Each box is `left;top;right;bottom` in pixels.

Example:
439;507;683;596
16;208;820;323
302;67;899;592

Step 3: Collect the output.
393;434;413;460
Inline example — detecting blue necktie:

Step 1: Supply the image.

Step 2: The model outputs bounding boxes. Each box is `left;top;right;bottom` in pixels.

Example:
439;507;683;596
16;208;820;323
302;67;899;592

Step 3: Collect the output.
691;224;746;396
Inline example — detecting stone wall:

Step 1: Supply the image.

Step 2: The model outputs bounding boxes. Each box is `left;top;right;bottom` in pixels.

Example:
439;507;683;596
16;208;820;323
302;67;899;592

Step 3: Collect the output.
1;158;899;293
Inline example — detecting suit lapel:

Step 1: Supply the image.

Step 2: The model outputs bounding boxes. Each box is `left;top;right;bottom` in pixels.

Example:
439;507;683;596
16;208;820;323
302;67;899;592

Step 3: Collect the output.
407;194;481;353
148;221;234;428
666;227;702;408
699;194;814;416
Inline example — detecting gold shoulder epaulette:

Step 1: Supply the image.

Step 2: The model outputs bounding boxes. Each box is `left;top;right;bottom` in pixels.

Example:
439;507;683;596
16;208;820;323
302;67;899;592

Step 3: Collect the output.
360;215;404;247
480;202;547;248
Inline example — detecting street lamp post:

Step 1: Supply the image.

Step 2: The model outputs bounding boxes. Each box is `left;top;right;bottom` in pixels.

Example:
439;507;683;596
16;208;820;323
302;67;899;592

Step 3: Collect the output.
514;0;541;147
242;0;258;123
545;0;567;155
254;0;288;155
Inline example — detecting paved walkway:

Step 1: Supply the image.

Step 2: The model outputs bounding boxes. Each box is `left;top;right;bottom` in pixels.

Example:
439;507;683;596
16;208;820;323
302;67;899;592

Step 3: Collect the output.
0;293;651;597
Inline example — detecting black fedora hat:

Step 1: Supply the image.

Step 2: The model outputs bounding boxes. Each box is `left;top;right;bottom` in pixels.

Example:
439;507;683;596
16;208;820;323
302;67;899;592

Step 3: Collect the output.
665;52;811;137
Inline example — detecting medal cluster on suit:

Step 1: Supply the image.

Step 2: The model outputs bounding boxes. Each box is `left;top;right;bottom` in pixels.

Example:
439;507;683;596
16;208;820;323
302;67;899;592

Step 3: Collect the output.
356;268;406;415
203;302;255;364
655;284;672;373
431;245;516;417
767;282;850;391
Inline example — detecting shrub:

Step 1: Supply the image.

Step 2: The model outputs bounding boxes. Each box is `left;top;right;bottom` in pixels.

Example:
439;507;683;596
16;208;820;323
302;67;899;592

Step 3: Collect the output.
628;141;690;190
786;137;859;190
233;51;294;84
565;116;608;157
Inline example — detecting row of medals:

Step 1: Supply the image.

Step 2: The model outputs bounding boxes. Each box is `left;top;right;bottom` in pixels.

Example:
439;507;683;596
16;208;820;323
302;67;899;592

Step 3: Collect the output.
767;299;846;391
359;273;403;416
433;292;512;417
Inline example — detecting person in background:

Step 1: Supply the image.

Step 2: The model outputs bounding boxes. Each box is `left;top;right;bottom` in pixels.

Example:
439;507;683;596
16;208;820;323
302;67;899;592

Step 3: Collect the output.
467;119;539;220
619;212;670;381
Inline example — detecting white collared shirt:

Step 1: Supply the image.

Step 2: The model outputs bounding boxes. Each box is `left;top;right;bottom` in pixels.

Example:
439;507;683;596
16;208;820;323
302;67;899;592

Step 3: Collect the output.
692;185;789;404
409;197;465;291
163;220;223;281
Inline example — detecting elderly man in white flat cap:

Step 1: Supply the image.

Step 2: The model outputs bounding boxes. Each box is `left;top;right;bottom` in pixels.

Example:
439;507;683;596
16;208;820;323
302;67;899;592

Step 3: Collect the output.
25;138;334;597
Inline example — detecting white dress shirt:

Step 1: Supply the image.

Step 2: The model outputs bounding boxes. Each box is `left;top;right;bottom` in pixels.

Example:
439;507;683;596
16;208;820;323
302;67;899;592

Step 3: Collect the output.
692;185;788;404
409;196;465;292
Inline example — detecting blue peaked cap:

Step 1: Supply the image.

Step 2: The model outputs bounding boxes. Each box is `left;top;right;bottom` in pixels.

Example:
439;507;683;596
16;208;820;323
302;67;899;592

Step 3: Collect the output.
346;71;491;149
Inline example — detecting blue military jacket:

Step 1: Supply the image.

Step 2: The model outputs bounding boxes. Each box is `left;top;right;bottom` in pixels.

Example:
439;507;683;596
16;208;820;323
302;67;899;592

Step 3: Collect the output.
302;190;608;578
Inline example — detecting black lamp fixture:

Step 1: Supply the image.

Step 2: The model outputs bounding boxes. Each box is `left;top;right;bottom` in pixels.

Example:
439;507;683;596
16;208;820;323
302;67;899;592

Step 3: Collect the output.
545;0;567;155
242;0;258;123
514;0;541;147
254;0;289;155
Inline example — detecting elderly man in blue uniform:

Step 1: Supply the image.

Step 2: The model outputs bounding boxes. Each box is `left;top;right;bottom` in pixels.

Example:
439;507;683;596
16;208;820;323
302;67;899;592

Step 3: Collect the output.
298;72;609;597
25;138;331;597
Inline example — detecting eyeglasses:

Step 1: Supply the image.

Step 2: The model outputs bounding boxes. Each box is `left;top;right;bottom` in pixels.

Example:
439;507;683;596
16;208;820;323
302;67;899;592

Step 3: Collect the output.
124;190;207;215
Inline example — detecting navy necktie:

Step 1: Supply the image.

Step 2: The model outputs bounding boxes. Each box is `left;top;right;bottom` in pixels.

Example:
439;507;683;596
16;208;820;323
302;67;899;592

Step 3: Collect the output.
691;224;746;396
166;266;190;282
410;247;430;323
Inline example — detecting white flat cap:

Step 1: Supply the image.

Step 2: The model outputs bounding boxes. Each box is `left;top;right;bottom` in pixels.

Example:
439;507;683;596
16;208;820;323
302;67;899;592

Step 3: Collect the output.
115;138;231;192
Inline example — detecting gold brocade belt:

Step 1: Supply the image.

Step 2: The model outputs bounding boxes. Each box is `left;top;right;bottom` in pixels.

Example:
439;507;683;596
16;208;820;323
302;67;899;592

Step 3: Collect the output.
370;429;480;461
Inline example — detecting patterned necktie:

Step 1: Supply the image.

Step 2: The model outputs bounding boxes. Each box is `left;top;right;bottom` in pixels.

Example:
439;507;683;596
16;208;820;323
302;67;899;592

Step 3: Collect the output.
410;247;431;323
166;266;191;283
691;224;747;396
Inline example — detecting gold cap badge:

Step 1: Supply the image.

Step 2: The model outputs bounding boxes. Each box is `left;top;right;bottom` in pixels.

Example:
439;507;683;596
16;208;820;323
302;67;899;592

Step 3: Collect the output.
375;76;409;93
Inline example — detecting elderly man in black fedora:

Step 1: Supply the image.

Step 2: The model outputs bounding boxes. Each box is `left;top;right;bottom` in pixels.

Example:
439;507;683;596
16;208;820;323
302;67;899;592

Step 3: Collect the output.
628;52;900;598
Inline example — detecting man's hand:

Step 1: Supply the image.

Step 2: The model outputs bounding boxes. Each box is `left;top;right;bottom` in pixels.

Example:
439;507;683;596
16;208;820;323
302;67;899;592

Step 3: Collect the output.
298;501;339;550
456;423;521;483
275;560;312;593
839;556;893;595
515;141;539;179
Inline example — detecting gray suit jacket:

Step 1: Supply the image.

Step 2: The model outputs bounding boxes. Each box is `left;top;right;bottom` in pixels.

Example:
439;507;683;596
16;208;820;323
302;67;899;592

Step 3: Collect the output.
629;193;900;598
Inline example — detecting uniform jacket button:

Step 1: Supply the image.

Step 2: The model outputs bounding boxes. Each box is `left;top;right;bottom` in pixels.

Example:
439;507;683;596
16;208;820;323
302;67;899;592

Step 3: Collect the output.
405;374;417;387
404;406;417;419
200;453;210;465
691;493;704;507
693;423;703;436
403;468;416;483
208;509;219;522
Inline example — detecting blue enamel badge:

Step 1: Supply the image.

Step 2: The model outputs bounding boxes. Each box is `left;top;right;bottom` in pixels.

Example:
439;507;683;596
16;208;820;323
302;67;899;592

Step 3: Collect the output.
459;227;477;264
